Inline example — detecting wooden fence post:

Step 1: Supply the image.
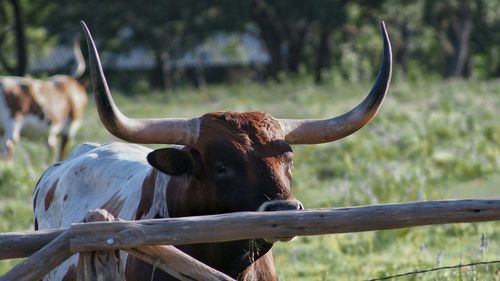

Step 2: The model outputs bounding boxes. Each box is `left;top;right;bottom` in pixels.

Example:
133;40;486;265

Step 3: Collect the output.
76;209;125;281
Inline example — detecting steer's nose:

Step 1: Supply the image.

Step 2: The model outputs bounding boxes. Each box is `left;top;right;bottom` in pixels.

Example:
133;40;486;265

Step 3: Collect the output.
258;199;304;212
258;199;304;243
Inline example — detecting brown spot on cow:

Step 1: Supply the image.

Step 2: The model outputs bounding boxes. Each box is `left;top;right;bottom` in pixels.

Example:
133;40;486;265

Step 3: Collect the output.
45;179;59;211
100;191;125;218
3;82;45;119
135;169;158;219
25;87;45;119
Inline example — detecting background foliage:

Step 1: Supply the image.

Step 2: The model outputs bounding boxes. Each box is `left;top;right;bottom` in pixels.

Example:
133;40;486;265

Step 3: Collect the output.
3;0;500;83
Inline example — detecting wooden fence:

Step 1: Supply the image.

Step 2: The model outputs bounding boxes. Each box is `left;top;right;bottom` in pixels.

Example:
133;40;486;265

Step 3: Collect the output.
1;199;500;281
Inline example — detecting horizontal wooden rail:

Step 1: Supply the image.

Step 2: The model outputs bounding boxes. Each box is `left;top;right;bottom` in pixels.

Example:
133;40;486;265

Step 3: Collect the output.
68;199;500;252
0;231;71;281
0;228;66;259
1;199;500;259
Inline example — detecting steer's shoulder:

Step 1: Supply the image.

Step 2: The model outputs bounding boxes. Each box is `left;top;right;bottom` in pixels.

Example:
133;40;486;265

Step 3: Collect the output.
67;142;101;159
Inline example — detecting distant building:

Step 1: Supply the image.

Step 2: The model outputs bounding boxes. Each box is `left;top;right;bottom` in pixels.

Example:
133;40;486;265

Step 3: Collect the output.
29;33;270;84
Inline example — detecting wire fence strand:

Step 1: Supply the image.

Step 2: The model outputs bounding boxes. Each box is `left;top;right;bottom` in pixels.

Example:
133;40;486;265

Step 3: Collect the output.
367;260;500;280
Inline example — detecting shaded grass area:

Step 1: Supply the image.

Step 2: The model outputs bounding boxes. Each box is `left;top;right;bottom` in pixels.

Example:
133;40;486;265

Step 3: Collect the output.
0;78;499;279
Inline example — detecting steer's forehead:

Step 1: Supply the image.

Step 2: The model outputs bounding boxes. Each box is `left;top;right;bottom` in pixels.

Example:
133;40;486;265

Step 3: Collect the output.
198;112;285;148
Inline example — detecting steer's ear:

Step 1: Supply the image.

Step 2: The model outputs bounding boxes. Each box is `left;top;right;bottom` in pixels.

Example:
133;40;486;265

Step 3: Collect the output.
147;148;194;176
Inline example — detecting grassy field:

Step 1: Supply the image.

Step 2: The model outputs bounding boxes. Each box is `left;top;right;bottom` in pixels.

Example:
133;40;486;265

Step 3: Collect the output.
0;78;499;280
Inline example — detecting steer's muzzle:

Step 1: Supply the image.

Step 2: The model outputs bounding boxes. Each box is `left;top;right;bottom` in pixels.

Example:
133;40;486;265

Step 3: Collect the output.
258;199;304;212
258;199;304;243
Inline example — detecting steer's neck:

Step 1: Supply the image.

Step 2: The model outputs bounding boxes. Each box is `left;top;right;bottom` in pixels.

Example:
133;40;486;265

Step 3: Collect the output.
164;175;277;280
175;240;274;280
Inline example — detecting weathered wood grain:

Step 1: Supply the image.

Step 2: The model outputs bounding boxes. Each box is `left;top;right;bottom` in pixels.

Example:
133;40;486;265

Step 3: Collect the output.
81;209;235;281
0;231;71;281
1;199;500;261
68;199;500;252
127;245;236;281
77;209;125;280
0;228;66;259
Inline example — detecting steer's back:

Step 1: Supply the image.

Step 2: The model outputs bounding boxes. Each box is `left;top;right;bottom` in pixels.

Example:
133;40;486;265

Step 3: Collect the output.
33;142;163;280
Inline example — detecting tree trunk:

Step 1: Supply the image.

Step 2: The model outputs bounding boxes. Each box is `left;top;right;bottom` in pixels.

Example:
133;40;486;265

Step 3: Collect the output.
287;25;308;73
251;0;283;79
396;21;411;73
10;0;27;76
151;51;168;89
161;52;173;90
444;18;473;78
195;56;207;93
314;29;332;83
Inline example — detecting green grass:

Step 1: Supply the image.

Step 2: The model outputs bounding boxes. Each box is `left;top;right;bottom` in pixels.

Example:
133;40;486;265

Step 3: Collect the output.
0;78;499;279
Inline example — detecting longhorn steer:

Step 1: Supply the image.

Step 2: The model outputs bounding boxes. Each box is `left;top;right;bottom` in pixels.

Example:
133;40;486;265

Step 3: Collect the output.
0;38;88;161
33;21;392;281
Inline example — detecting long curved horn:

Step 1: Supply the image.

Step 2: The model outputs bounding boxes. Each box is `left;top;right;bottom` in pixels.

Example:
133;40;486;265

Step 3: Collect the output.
80;21;199;145
279;22;392;145
71;35;86;79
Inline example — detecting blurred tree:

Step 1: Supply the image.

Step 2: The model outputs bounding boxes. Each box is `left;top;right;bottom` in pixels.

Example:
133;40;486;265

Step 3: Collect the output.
250;0;351;82
351;0;500;80
5;0;500;85
424;0;486;78
0;0;28;76
0;0;57;76
250;0;316;78
311;0;348;83
41;0;248;89
466;0;500;78
359;0;426;74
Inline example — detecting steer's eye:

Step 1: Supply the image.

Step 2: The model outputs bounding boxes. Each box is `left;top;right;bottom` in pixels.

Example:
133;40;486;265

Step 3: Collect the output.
215;163;227;177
